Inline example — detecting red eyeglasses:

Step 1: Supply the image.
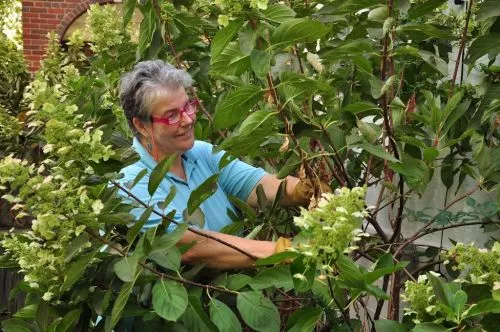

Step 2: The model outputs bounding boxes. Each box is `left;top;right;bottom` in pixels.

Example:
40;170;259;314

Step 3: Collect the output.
150;99;199;125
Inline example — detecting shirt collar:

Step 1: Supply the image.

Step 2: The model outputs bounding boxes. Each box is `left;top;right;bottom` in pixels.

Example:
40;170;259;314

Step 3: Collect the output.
132;137;198;173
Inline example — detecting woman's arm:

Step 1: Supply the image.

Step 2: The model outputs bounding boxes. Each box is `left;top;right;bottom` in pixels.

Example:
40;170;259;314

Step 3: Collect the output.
179;229;276;269
246;174;301;207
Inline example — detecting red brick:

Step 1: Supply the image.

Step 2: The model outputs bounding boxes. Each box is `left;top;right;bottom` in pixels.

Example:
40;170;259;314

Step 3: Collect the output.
23;12;40;18
48;8;65;14
29;7;48;13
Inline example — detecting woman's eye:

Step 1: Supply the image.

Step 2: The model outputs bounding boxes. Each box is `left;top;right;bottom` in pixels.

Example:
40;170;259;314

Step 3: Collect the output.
166;112;178;120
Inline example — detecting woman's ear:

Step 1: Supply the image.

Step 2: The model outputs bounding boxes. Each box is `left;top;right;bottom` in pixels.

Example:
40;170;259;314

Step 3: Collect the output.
132;117;149;138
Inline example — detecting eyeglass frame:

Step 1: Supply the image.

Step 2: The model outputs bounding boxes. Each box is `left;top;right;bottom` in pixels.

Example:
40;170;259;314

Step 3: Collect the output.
149;98;199;125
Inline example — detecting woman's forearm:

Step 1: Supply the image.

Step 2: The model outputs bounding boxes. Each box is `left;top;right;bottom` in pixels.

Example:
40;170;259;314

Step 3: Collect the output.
179;229;275;269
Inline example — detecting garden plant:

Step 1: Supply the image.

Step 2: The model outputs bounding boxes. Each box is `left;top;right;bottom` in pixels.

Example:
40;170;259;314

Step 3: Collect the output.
0;0;500;331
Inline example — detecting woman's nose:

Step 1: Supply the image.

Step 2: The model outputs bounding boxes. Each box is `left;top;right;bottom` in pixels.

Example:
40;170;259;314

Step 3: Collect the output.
179;111;194;126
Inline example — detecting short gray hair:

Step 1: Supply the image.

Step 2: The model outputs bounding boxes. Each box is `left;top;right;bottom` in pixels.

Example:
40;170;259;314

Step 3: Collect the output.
119;60;193;136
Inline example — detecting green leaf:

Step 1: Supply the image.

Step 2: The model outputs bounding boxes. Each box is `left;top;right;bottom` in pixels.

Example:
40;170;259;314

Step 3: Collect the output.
114;255;140;282
255;251;299;266
375;320;407;332
408;0;447;20
356;143;400;163
477;0;500;22
463;299;500;318
64;233;90;263
150;223;188;254
152;279;188;321
421;148;439;166
336;255;366;289
261;4;296;24
61;248;98;292
98;212;135;225
398;23;454;40
1;318;34;332
137;8;156;56
148;246;182;271
106;276;138;332
126;205;154;245
36;300;50;331
239;109;278;136
418;50;448;75
57;309;82;332
291;256;315;292
214;85;263;130
249;265;293;290
286;307;323;332
451;290;467;316
210;42;250;76
467;33;500;64
187;174;219;215
226;274;252;291
13;304;37;319
148;154;176;196
270;18;330;49
209;299;242;332
342;102;382;114
357;119;379;144
182;295;219;331
250;50;271;78
368;6;388;21
412;323;448;332
427;273;453;308
237;291;280;332
123;0;137;28
211;20;244;60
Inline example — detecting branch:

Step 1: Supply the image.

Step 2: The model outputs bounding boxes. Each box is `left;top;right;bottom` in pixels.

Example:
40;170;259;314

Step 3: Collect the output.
111;181;258;260
86;229;238;295
393;183;479;258
449;0;474;98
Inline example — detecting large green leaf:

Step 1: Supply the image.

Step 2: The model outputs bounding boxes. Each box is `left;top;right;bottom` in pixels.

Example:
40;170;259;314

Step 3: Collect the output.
1;318;33;332
61;248;98;292
261;4;296;24
356;143;400;163
236;291;280;332
137;8;156;56
114;255;140;283
148;154;176;196
209;299;242;332
152;279;188;321
123;0;136;28
427;273;453;308
375;320;408;332
398;23;454;40
106;274;139;332
463;299;500;318
336;255;366;289
187;174;219;215
412;323;447;332
249;265;293;290
148;246;182;271
250;49;271;78
286;307;323;332
238;109;278;136
126;205;154;245
57;309;82;332
270;18;330;49
477;0;500;22
467;33;500;64
342;101;382;115
210;42;250;76
182;296;219;331
211;20;244;60
213;85;263;130
408;0;447;20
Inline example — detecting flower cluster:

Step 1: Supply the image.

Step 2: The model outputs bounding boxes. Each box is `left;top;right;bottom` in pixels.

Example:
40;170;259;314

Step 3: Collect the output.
211;0;269;26
447;242;500;286
402;274;438;324
292;186;368;267
86;4;127;53
0;106;22;142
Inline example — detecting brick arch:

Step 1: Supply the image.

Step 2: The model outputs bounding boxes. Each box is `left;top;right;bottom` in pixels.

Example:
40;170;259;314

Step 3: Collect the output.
22;0;117;73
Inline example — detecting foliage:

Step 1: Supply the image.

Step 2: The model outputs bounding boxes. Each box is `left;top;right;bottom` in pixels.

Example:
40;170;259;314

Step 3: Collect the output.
0;0;500;331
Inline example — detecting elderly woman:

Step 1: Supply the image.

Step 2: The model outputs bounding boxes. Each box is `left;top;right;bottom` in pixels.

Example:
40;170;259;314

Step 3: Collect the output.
118;60;327;269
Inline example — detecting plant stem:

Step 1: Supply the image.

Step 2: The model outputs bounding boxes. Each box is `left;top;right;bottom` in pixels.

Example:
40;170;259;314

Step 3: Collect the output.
450;0;474;98
111;181;258;260
86;229;238;295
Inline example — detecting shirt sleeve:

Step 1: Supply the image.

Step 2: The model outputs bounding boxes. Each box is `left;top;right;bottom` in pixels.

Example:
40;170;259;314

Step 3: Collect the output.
197;141;268;201
117;164;184;233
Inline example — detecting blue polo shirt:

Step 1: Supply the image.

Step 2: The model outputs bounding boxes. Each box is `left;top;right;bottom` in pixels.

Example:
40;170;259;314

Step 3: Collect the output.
118;138;267;232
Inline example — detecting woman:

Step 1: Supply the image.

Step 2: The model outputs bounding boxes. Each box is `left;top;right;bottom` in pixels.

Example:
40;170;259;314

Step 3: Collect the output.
118;60;327;269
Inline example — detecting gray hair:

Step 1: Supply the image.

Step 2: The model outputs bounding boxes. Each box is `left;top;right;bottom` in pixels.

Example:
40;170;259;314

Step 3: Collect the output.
119;60;193;136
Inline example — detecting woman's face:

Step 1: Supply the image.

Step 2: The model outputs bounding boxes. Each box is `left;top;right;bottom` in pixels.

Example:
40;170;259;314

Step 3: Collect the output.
140;86;196;158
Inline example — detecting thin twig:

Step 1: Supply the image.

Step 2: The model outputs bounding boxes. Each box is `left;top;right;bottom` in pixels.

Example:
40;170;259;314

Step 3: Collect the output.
111;181;258;260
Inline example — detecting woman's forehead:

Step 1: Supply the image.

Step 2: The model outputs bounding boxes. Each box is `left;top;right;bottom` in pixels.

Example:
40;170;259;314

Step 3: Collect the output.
150;86;188;111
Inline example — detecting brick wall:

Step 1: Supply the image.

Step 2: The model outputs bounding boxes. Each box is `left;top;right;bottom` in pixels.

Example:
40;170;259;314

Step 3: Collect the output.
21;0;116;72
